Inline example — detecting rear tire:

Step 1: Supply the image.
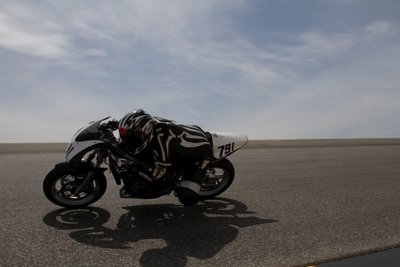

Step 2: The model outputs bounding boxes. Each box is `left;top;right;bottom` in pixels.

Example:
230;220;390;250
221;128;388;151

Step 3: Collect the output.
43;169;107;208
198;158;235;199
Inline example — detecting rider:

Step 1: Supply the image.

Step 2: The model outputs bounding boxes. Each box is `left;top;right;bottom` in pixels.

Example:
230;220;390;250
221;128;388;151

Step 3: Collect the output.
117;109;212;206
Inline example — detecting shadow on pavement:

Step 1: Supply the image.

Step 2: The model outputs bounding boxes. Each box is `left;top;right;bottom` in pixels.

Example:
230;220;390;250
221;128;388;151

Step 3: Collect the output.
43;198;276;266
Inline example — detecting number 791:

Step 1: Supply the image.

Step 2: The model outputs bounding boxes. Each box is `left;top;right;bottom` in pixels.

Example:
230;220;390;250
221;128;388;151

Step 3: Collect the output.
218;143;235;157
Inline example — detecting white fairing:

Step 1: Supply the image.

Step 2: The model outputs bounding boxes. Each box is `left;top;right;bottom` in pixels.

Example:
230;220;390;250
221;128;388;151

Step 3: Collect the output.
65;140;104;161
210;132;248;159
65;119;107;161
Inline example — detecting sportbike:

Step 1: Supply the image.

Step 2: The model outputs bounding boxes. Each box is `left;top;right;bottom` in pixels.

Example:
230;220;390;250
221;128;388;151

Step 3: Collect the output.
43;117;248;208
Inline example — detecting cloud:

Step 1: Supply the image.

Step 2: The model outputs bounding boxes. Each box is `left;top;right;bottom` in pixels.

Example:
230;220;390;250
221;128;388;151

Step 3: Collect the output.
1;1;400;142
208;17;400;139
0;10;71;58
365;21;390;35
364;21;399;41
292;32;355;60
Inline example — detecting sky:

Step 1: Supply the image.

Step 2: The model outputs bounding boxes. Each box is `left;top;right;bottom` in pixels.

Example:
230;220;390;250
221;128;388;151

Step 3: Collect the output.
1;0;400;142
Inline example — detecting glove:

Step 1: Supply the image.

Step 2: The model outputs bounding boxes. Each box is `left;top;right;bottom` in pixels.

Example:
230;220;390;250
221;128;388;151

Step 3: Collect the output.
101;120;118;131
107;120;119;131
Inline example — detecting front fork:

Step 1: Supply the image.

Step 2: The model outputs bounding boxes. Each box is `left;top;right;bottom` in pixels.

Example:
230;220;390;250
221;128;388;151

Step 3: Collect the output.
73;152;105;195
73;171;98;195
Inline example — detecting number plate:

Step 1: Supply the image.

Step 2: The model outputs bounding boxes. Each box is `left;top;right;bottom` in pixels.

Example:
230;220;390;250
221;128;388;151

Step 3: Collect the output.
218;143;235;157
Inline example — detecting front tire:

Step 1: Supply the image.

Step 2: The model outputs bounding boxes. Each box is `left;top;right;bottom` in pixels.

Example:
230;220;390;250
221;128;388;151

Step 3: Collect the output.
43;169;107;208
198;158;235;199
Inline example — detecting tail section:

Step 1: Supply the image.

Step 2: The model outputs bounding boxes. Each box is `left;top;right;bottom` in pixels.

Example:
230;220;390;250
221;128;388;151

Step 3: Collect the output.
209;132;248;159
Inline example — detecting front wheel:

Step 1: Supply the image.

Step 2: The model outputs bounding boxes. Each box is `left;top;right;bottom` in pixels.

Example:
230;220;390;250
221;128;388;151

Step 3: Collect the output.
198;158;235;199
43;168;107;208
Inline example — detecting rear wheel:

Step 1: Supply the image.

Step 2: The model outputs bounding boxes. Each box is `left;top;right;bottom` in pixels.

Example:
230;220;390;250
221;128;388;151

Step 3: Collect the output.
198;158;235;199
43;169;107;208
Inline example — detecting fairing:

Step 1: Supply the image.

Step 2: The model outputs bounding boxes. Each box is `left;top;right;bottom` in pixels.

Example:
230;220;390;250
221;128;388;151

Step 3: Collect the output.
210;132;248;158
65;118;110;161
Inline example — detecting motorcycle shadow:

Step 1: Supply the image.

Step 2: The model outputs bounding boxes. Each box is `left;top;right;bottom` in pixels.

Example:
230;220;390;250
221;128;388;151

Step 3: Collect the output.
43;198;277;267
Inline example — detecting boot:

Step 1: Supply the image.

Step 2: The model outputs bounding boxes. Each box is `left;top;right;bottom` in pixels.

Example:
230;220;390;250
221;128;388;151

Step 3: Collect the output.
176;187;199;206
119;186;134;198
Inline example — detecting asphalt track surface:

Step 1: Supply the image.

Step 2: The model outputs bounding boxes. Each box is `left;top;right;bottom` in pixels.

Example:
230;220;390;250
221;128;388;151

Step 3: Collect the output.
1;142;400;266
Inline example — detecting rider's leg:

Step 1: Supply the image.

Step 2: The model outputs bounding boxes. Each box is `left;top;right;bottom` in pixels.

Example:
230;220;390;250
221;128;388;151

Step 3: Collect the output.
176;159;210;206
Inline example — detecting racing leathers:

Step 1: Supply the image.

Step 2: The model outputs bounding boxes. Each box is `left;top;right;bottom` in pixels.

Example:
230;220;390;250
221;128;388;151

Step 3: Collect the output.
119;110;212;205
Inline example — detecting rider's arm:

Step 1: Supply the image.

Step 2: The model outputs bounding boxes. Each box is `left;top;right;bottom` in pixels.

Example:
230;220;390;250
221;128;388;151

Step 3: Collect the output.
151;122;173;179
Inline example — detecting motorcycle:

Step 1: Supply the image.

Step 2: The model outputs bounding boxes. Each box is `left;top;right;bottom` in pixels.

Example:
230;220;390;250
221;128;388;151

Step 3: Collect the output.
43;117;248;208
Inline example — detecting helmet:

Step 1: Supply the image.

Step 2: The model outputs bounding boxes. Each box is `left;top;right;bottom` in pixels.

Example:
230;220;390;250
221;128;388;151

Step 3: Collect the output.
118;109;155;153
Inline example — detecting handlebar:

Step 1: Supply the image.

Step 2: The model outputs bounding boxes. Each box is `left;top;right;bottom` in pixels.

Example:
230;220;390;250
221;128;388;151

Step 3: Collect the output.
99;120;153;168
101;120;119;131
